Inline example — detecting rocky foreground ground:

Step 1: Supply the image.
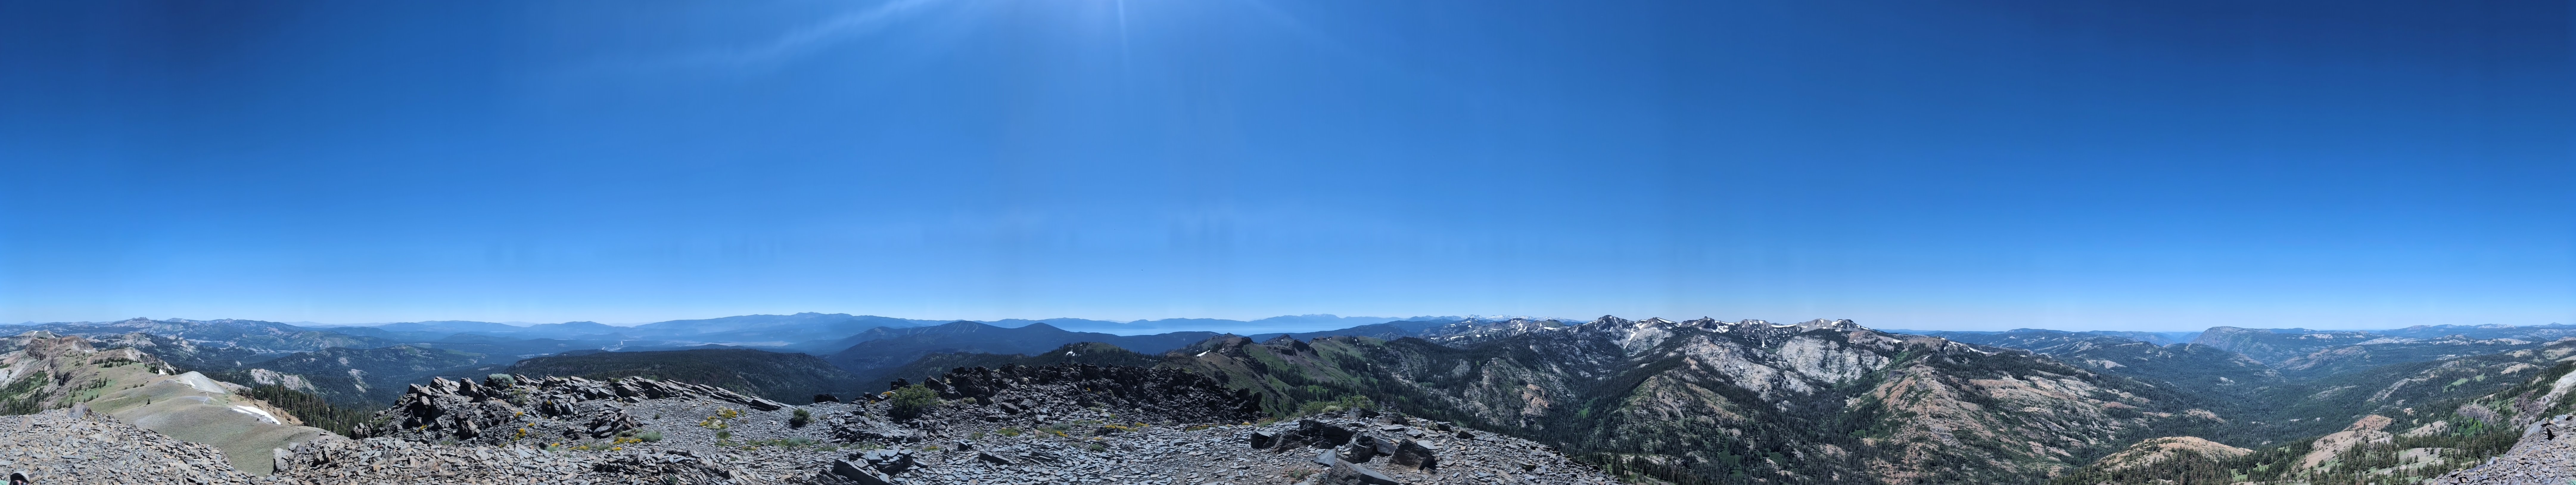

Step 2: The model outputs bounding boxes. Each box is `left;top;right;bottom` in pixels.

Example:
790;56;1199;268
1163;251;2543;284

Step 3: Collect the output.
2431;414;2576;484
4;407;276;484
5;362;1617;485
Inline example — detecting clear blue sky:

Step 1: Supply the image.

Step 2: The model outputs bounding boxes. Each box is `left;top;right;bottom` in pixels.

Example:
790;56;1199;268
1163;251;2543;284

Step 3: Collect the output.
2;1;2569;331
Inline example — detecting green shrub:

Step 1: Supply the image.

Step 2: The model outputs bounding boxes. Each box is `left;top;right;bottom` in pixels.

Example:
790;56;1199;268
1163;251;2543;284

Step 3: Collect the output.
635;430;663;442
888;384;941;420
789;408;812;428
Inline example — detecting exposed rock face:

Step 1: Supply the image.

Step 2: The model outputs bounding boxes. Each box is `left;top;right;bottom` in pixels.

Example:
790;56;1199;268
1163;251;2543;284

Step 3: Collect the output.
2087;437;2253;472
2432;414;2576;484
359;373;788;444
2298;414;2395;470
1172;316;2199;484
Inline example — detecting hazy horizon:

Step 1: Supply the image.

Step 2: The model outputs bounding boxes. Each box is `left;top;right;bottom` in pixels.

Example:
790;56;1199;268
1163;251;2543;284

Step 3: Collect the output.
10;311;2564;335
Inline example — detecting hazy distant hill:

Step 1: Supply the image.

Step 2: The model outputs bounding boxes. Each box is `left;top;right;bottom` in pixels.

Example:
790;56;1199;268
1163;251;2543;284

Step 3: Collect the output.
1894;328;2202;347
326;320;628;341
2374;322;2576;340
821;321;1226;379
2189;327;2382;364
13;317;399;355
507;348;865;402
859;342;1164;390
983;314;1418;335
626;313;940;345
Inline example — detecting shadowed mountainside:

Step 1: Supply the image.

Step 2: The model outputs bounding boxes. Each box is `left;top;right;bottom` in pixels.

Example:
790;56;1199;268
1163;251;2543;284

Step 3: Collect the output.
857;341;1164;391
507;348;868;402
820;321;1226;379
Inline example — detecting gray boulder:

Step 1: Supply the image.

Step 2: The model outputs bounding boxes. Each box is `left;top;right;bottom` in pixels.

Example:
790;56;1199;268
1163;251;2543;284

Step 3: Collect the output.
1390;438;1439;470
829;459;894;485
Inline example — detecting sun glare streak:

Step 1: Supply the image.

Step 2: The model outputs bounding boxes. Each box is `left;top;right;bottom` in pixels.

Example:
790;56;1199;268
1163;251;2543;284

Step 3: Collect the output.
687;0;939;69
1117;0;1133;69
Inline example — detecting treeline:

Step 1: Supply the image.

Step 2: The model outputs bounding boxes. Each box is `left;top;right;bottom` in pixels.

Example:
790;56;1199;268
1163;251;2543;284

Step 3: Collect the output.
239;384;374;436
866;342;1163;391
2049;442;2307;485
0;370;48;415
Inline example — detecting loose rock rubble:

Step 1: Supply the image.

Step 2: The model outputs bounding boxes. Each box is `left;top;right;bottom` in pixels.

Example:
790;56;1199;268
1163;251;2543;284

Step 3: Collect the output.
1;408;275;484
9;362;1617;484
270;437;742;485
357;373;788;444
2431;414;2576;484
798;410;1615;485
792;363;1616;485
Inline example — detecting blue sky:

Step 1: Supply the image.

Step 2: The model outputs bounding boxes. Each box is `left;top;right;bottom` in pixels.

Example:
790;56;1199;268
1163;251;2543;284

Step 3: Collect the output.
2;0;2569;331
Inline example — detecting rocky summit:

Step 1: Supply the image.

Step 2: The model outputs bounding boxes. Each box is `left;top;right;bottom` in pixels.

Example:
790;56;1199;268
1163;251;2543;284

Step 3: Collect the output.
5;360;1617;484
2;408;270;484
357;372;790;444
799;363;1614;485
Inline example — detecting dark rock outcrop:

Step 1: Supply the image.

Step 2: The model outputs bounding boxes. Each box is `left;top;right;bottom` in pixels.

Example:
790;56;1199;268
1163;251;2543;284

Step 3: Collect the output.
359;374;785;443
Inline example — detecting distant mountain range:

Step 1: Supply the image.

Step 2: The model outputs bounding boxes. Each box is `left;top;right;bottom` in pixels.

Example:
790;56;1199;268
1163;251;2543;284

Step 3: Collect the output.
10;314;2570;406
0;313;1460;405
18;312;2576;484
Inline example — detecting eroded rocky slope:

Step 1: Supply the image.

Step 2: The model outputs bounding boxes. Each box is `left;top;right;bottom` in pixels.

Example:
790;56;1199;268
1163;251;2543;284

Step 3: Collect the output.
1166;316;2217;484
2430;414;2576;484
